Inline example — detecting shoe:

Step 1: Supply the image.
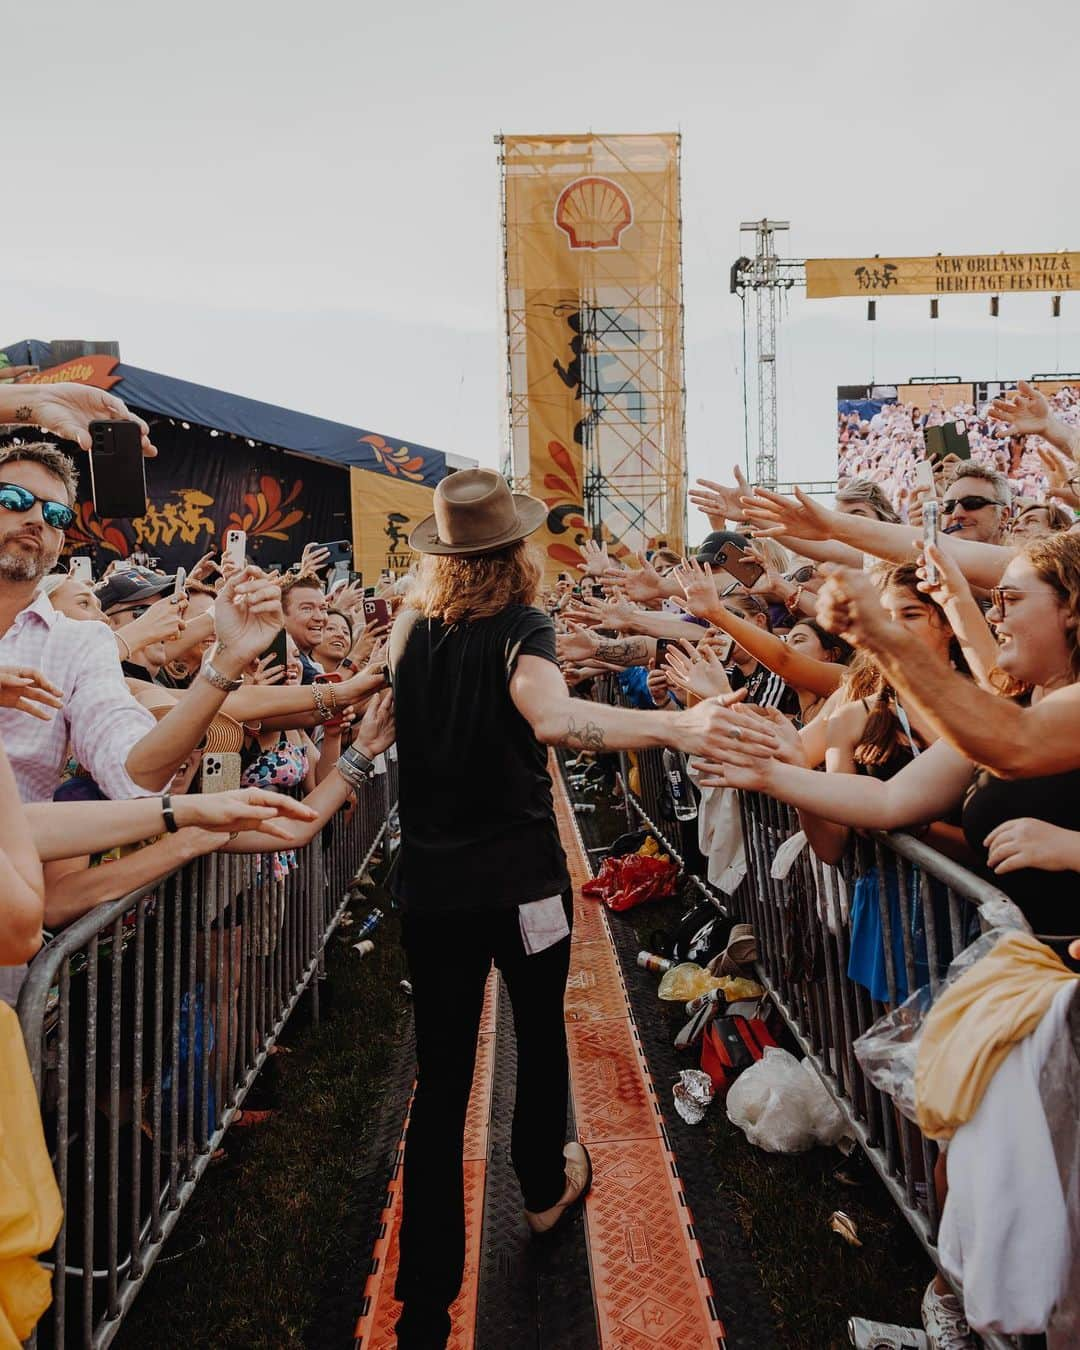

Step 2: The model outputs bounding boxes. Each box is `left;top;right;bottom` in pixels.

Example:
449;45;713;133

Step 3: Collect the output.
524;1142;592;1235
920;1280;976;1350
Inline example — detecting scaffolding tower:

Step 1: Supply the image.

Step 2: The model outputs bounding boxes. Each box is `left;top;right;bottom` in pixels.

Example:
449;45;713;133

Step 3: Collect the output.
731;221;806;488
499;133;688;560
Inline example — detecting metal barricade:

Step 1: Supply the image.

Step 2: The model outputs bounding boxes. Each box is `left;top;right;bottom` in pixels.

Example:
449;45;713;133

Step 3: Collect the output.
17;764;396;1350
587;680;1023;1346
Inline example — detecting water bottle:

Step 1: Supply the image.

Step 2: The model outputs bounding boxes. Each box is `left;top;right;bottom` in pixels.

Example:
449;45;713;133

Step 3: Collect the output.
663;748;698;821
355;907;384;942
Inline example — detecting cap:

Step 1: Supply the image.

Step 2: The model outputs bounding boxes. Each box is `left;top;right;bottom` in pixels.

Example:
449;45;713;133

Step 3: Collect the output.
95;566;175;613
695;529;750;567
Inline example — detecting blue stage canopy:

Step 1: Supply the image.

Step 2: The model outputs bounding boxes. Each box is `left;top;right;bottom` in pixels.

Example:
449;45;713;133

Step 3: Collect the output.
2;340;448;488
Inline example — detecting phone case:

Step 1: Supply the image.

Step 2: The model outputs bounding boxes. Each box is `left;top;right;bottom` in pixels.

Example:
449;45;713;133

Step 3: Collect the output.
88;422;148;518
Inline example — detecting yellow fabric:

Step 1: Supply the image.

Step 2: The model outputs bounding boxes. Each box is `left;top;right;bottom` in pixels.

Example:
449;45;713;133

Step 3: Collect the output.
0;1003;62;1348
915;931;1080;1141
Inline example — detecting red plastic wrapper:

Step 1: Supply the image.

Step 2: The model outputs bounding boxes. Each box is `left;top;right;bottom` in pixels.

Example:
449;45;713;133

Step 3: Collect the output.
581;853;680;912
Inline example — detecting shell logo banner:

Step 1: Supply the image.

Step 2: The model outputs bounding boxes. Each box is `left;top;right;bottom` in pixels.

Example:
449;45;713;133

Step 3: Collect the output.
807;253;1080;299
501;133;686;581
350;467;433;585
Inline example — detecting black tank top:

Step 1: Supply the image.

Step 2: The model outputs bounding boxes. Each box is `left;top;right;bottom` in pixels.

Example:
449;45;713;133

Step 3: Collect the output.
962;767;1080;938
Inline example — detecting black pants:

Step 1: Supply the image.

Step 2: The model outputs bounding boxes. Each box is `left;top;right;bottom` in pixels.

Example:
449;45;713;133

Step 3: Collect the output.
394;891;573;1347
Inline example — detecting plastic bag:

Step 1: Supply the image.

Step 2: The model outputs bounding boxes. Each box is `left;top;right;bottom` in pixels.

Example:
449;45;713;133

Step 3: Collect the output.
853;926;1015;1124
657;962;763;1003
726;1046;849;1153
581;851;680;912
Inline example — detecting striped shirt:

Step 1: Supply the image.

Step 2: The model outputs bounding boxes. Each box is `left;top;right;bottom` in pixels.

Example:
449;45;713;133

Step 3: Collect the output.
0;594;156;804
730;661;801;718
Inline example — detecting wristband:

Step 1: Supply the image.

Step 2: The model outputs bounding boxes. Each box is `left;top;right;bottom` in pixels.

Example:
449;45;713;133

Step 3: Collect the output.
785;585;804;614
161;793;179;834
336;745;376;788
201;661;243;692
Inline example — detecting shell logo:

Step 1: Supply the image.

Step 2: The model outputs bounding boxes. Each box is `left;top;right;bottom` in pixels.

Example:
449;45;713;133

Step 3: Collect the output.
553;176;633;251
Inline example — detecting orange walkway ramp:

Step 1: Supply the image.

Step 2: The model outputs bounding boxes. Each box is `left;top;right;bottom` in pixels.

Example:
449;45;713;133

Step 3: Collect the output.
355;770;724;1348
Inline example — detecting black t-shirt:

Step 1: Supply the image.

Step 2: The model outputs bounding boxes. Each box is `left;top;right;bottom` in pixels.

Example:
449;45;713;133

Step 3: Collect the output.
391;605;570;913
962;766;1080;939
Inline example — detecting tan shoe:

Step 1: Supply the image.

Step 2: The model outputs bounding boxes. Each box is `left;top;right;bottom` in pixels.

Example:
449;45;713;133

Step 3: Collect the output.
524;1142;593;1235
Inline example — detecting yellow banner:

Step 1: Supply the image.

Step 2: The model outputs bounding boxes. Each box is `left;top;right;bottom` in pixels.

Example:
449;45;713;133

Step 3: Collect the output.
806;253;1080;299
502;133;686;581
349;468;433;585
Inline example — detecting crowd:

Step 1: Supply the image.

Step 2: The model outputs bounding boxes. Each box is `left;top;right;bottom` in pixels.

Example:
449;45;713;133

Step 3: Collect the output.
838;380;1080;514
546;375;1080;1349
5;371;1079;1350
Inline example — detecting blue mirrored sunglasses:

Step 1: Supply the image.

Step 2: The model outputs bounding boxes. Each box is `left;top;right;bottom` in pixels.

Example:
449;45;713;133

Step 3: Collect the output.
0;481;75;530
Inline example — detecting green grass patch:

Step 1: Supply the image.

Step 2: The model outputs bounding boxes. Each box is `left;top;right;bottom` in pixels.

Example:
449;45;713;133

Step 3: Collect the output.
115;883;408;1350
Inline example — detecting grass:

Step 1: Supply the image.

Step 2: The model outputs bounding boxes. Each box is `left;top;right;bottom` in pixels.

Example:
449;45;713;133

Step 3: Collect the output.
114;869;408;1350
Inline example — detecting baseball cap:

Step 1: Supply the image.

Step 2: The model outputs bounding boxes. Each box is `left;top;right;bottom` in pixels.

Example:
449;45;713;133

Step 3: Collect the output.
696;530;750;566
95;566;176;613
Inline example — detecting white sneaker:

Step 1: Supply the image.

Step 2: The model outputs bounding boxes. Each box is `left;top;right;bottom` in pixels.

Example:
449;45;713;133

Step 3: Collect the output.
921;1281;976;1350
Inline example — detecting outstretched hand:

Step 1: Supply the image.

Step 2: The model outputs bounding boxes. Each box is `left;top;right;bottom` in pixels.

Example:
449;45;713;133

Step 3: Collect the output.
0;667;65;721
4;383;157;456
739;486;832;542
987;379;1051;439
814;565;892;649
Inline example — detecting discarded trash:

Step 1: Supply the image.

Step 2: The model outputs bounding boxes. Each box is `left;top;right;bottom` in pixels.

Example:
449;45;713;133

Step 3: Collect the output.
658;962;764;1004
847;1316;928;1348
672;1069;714;1125
726;1047;850;1152
352;940;375;958
355;908;384;942
829;1211;862;1247
637;950;674;975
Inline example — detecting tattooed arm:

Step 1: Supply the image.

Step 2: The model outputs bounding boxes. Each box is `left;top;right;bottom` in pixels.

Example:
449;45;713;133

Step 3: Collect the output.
510;654;780;759
556;627;654;668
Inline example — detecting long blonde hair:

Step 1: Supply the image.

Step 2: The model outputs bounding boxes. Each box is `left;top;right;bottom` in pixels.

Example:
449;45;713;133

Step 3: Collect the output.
415;540;542;624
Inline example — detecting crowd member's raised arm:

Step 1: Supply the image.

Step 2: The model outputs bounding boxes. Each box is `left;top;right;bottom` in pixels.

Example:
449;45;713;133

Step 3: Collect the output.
0;381;156;456
120;568;286;790
989;379;1080;462
25;788;318;862
916;543;1000;692
555;625;654;668
674;558;846;700
740;486;1013;589
816;563;1080;779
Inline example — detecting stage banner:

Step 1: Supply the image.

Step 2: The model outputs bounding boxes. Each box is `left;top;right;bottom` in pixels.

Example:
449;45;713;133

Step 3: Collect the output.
350;467;433;584
57;421;344;574
807;253;1080;299
501;133;686;579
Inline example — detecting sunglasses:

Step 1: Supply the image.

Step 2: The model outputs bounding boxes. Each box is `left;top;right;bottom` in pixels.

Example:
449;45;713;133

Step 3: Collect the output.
786;565;818;584
988;588;1036;617
0;481;76;530
942;495;1002;515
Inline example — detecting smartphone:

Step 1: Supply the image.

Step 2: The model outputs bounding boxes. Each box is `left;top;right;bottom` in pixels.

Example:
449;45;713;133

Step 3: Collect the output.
363;597;391;627
914;459;937;495
557;572;571;583
590;583;606;600
259;627;289;675
924;421;972;462
654;637;673;669
68;556;93;582
224;528;247;568
714;632;735;663
349;570;363;587
88;421;148;518
316;540;352;564
716;543;765;588
173;566;186;598
922;500;940;585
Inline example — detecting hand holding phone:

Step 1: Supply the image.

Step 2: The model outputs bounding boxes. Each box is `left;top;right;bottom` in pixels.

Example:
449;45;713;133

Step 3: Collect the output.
922;500;940;586
224;529;247;569
68;556;93;583
363;597;391;627
716;543;765;588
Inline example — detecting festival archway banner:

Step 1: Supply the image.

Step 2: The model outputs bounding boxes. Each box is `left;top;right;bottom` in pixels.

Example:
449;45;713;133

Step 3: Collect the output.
350;468;434;583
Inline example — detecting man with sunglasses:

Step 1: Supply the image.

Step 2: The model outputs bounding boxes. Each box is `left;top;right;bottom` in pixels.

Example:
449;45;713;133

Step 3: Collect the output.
941;464;1011;545
0;443;287;807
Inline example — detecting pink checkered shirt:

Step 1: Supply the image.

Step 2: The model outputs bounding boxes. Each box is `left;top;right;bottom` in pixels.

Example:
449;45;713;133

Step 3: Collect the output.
0;594;157;804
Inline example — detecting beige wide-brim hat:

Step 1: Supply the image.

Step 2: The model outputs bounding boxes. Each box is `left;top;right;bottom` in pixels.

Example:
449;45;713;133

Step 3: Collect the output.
409;468;548;556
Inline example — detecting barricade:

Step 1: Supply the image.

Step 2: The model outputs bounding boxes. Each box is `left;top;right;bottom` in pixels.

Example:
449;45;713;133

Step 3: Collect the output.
590;678;1020;1347
16;757;397;1350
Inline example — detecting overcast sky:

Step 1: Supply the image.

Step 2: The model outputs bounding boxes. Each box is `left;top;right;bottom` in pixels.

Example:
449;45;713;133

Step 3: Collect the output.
5;0;1079;518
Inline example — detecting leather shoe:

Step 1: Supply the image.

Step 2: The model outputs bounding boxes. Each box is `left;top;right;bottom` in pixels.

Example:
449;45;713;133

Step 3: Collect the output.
524;1142;592;1235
